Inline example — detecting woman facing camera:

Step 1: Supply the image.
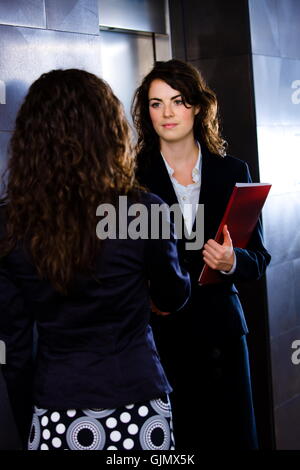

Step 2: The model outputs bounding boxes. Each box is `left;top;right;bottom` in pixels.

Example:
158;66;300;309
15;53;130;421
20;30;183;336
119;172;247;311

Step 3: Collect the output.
132;59;271;449
0;69;190;450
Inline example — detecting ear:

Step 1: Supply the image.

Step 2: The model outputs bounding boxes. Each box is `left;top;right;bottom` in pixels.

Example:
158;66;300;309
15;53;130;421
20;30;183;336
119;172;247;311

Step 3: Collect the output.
194;105;200;116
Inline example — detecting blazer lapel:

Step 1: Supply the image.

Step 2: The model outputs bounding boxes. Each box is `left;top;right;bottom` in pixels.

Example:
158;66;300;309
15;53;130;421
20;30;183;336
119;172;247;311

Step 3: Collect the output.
148;150;179;207
199;147;233;242
190;146;215;243
151;147;221;246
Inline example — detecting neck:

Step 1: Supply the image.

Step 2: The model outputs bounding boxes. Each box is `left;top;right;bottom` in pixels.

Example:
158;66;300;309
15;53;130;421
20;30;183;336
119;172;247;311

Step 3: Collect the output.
160;137;198;168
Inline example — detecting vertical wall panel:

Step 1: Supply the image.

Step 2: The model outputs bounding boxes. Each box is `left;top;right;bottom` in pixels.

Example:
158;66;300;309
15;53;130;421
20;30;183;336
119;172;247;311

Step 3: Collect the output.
192;54;259;179
155;35;172;62
0;25;102;133
275;391;300;450
277;0;300;60
250;0;300;450
249;0;300;60
98;0;167;33
253;56;300;127
100;30;154;120
168;0;186;60
0;0;46;28
248;0;280;56
45;0;99;35
182;0;250;60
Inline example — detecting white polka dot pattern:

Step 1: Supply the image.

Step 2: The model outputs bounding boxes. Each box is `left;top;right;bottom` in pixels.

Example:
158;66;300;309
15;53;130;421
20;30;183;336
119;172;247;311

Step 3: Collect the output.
28;395;174;450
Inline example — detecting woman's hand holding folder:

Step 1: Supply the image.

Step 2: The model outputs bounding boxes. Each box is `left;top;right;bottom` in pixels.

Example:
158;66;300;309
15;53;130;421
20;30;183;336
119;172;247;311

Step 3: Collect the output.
202;225;235;273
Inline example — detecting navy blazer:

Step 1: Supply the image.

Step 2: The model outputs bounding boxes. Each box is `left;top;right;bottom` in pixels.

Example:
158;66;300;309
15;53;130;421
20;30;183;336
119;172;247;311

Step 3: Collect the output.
136;145;271;341
0;192;190;442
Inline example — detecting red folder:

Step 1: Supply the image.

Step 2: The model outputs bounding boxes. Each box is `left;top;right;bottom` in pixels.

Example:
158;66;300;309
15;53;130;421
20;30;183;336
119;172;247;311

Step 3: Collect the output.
198;182;272;285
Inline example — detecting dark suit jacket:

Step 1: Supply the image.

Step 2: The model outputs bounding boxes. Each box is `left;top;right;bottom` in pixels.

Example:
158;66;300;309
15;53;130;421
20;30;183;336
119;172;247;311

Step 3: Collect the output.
0;192;190;443
136;145;271;342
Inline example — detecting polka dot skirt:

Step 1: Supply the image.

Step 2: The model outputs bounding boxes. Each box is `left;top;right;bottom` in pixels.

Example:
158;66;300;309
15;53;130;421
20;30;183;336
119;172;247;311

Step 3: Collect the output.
28;395;175;450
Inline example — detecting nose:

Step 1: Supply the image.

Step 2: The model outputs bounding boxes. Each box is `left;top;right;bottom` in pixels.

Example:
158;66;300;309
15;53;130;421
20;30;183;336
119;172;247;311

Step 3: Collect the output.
163;102;174;118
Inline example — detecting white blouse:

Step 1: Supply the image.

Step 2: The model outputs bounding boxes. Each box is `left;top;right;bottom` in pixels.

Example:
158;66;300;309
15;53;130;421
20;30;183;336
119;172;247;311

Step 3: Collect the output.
161;142;236;274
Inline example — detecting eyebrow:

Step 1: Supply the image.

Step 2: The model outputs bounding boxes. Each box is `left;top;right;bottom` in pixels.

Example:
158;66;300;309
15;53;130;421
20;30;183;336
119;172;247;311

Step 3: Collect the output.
149;94;182;102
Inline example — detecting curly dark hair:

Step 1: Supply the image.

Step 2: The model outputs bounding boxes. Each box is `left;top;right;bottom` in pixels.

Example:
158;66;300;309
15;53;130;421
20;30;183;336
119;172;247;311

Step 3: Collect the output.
0;68;137;293
132;59;227;156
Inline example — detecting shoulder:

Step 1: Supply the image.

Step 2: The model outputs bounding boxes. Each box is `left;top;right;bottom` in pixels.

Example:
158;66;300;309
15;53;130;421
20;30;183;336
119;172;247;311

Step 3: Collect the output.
224;154;249;171
223;155;250;181
211;152;248;170
201;142;248;169
206;150;249;177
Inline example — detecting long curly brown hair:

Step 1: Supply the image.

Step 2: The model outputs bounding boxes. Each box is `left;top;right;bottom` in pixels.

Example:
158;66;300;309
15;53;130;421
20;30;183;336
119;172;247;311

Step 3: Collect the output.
0;69;137;293
132;59;227;156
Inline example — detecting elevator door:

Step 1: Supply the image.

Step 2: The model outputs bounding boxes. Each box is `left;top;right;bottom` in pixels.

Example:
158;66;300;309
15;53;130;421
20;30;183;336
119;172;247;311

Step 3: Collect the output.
100;29;170;122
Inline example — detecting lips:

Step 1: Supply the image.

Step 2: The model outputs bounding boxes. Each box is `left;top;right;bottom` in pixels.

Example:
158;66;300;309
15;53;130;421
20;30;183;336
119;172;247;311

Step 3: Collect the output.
162;123;177;129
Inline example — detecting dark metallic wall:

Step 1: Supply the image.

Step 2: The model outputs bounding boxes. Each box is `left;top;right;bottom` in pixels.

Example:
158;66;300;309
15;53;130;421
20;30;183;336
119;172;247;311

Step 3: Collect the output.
249;0;300;450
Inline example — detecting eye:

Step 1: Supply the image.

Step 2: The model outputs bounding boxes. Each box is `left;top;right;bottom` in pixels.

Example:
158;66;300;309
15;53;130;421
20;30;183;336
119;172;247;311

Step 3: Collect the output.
149;102;161;108
173;99;184;106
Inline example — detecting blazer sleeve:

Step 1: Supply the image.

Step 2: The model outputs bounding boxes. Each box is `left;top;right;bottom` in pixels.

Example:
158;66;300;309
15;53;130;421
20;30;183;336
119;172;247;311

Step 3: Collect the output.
0;254;34;447
145;197;191;313
226;162;271;282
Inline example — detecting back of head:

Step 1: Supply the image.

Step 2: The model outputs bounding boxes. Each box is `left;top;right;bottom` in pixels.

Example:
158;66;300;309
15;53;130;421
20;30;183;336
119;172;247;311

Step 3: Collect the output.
8;68;134;198
1;69;136;293
132;59;226;156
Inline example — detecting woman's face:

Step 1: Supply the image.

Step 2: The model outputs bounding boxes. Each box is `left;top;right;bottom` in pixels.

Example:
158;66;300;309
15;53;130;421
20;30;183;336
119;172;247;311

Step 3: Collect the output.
148;79;199;145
